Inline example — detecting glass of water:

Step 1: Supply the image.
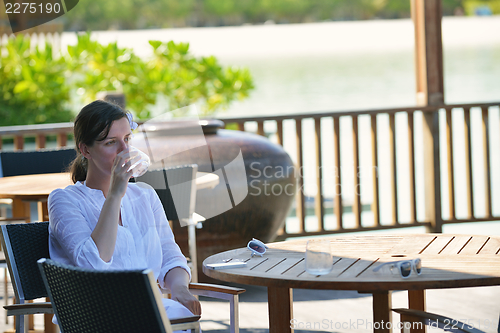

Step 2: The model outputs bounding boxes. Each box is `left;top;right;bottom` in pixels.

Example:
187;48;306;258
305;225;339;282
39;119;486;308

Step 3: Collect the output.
127;146;150;178
305;239;333;275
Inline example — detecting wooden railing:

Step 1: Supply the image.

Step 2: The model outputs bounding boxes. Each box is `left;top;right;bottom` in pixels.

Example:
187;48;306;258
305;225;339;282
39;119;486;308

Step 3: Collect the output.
1;102;499;239
0;122;73;150
220;102;500;239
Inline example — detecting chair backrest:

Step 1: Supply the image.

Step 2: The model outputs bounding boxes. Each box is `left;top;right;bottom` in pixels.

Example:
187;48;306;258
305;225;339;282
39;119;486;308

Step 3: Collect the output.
0;222;50;302
137;164;198;222
0;148;76;178
38;258;174;333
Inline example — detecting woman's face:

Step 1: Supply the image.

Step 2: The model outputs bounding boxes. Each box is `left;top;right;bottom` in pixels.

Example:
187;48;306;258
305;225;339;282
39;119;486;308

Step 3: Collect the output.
82;117;132;176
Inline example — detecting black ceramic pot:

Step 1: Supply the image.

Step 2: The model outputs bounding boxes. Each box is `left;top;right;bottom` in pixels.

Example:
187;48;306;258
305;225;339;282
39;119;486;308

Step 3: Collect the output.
135;120;297;279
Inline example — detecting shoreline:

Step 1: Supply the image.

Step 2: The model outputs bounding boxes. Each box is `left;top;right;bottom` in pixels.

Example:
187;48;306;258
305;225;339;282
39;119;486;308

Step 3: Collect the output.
60;16;500;60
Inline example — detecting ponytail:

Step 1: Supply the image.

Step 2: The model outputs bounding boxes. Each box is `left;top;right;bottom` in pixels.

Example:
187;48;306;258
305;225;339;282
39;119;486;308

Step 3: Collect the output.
68;152;88;183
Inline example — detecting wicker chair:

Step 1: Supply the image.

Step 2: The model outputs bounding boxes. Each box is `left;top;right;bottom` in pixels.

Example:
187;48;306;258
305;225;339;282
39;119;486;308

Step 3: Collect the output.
0;222;54;333
38;258;200;333
0;148;76;323
0;148;76;178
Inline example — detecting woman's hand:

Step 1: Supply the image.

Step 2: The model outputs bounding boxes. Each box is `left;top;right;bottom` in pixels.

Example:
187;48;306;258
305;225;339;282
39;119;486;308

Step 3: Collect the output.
108;148;139;198
164;267;202;315
170;286;202;316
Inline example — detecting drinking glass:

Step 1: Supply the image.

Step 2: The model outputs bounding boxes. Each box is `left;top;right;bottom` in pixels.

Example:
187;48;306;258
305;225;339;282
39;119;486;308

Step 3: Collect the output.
305;239;333;275
127;146;151;178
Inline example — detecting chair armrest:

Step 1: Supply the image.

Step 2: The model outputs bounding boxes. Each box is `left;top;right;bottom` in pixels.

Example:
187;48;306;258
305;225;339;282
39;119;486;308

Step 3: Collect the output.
0;217;30;222
189;283;245;295
393;308;486;333
188;283;245;301
170;315;201;325
4;302;54;316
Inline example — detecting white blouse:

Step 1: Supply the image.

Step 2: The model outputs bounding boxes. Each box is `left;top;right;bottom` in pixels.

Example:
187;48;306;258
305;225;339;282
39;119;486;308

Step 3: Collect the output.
48;181;191;290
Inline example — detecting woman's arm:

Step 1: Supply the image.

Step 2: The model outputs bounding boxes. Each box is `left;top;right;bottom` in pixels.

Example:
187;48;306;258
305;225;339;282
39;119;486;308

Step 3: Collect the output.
164;267;201;315
90;149;134;262
48;189;116;269
146;188;201;315
89;194;121;262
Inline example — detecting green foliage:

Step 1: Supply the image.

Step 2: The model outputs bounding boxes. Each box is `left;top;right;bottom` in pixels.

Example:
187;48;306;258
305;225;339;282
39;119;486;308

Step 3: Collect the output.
148;40;253;117
463;0;500;15
0;33;254;126
63;0;196;29
65;33;157;117
68;33;254;119
0;36;73;126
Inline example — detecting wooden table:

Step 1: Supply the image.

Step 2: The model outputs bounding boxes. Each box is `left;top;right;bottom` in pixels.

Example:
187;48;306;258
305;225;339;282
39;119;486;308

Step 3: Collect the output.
203;234;500;333
0;173;74;223
0;172;219;222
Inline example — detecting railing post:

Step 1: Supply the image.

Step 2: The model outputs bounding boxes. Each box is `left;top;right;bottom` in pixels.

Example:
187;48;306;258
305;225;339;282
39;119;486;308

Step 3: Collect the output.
422;111;442;233
412;0;444;232
14;135;24;151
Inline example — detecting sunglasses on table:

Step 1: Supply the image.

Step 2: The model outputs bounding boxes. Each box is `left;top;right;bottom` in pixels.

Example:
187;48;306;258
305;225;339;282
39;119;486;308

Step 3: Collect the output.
373;258;422;279
247;238;268;257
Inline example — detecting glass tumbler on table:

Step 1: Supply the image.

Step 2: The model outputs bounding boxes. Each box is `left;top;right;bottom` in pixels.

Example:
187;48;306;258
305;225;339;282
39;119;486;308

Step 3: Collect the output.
305;239;333;275
127;146;151;178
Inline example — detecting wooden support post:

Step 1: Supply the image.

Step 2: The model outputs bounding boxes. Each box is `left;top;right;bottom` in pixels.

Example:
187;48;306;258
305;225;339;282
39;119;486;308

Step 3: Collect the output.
36;134;46;150
412;0;444;106
408;290;426;333
314;118;324;231
56;133;67;148
389;113;398;225
371;114;381;227
372;291;392;333
268;287;293;333
276;120;284;146
257;121;265;136
422;111;442;232
37;201;49;222
14;135;24;151
295;119;305;233
333;117;343;230
412;0;444;232
352;116;361;228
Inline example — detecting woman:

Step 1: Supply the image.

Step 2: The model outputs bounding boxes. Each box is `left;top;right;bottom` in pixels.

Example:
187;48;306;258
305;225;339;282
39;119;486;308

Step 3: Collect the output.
48;100;201;321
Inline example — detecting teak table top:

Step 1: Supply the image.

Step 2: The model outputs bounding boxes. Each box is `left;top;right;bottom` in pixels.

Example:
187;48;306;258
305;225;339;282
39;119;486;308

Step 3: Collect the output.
203;234;500;333
0;171;218;199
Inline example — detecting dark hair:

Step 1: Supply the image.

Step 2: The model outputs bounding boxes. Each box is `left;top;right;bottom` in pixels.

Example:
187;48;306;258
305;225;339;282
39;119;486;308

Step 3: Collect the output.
69;100;130;183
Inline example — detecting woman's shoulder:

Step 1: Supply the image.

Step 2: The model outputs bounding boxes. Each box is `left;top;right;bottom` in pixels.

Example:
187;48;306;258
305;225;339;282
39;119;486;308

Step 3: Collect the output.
48;182;87;203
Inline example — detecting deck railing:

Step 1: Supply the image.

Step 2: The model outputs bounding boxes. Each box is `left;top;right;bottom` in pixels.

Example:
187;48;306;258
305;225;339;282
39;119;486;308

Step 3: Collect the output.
219;102;500;239
1;102;499;239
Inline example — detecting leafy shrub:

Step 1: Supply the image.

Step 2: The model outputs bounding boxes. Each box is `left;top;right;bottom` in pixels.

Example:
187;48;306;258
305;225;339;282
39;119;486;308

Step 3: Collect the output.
68;33;254;118
0;35;73;126
0;33;254;125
